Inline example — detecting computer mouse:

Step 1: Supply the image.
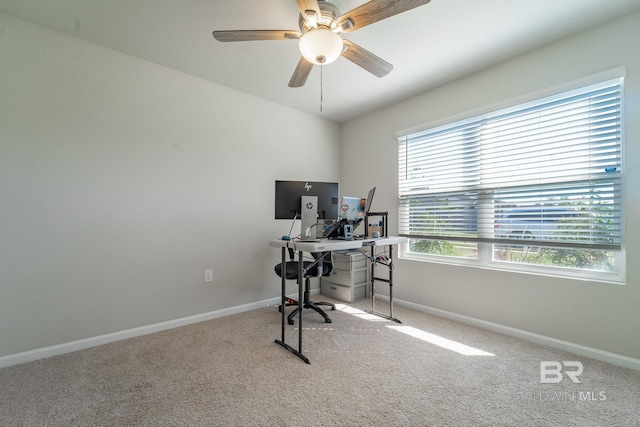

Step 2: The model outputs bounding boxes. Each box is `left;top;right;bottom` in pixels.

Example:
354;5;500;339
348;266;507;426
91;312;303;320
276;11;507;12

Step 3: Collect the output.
281;235;291;241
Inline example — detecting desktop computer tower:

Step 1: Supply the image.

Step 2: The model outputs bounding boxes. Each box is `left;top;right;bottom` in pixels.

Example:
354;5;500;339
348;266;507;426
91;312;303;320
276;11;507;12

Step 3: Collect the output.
300;195;318;241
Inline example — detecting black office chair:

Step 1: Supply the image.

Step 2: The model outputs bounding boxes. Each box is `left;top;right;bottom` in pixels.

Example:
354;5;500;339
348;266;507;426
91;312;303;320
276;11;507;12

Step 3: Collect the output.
275;248;336;325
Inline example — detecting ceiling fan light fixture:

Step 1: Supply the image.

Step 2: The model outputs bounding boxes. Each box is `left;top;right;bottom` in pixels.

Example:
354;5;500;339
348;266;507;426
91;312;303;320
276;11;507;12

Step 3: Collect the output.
298;28;343;65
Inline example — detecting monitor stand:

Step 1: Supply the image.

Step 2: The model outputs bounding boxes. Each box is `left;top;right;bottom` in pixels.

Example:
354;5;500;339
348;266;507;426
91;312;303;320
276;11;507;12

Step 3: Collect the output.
300;195;319;241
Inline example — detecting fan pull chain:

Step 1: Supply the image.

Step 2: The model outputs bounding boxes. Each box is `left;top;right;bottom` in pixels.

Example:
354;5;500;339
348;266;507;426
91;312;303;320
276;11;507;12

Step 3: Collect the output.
320;62;324;113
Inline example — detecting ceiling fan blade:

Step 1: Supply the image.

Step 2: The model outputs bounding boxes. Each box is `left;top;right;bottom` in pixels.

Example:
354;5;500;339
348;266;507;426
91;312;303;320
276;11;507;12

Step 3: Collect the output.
336;0;431;33
213;30;301;42
341;40;393;77
295;0;322;24
289;57;314;88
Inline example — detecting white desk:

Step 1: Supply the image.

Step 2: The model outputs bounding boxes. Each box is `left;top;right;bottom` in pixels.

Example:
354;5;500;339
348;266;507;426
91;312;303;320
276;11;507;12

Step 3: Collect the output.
269;236;408;363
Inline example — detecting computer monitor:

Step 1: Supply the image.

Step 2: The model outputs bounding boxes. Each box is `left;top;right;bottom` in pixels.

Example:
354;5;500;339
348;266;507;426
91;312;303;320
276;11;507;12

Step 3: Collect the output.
274;181;339;220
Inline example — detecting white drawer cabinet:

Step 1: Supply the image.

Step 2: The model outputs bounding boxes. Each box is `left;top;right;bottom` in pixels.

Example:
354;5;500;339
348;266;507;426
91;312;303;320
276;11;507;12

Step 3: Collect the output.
321;250;369;303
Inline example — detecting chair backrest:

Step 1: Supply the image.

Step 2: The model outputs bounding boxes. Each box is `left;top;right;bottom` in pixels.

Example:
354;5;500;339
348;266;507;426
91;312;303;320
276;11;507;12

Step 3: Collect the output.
275;250;332;280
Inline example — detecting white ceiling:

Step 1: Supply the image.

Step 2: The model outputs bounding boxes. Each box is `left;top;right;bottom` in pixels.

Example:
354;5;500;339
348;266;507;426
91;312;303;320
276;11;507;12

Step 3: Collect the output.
2;0;640;123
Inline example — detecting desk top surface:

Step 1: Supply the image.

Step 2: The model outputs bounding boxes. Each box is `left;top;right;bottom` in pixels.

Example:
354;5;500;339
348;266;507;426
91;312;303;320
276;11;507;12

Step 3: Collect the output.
269;236;408;252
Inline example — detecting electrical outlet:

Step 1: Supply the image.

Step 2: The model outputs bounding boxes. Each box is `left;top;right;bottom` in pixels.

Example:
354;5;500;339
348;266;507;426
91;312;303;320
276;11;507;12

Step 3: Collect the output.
204;269;214;283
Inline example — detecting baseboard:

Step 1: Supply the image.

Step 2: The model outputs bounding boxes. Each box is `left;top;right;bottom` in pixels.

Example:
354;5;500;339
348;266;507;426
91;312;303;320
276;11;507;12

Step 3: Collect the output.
6;293;636;372
388;296;640;371
0;297;282;369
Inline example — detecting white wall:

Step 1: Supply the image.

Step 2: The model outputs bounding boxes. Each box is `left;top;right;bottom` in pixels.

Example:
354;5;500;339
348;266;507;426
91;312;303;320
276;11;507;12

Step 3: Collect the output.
0;14;340;358
341;11;640;360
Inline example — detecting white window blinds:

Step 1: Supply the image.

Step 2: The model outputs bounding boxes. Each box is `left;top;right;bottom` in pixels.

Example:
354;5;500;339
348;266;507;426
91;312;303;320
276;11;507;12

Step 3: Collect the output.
398;78;622;250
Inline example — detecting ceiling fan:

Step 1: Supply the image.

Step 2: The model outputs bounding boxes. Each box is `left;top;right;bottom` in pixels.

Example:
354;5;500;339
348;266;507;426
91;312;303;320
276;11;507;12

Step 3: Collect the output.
212;0;431;88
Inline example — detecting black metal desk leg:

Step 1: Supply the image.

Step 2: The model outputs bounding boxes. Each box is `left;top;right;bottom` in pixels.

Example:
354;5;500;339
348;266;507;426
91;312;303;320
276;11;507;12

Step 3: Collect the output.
297;250;304;356
365;245;401;324
388;244;396;321
280;247;286;340
370;245;376;313
274;247;310;364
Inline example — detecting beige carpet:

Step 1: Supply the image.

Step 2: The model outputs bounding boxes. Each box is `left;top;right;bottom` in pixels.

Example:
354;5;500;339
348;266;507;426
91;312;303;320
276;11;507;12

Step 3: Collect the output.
1;298;639;426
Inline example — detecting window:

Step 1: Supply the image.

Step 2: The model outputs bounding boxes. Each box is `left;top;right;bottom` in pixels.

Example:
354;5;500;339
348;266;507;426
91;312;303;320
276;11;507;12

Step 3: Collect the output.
397;75;624;283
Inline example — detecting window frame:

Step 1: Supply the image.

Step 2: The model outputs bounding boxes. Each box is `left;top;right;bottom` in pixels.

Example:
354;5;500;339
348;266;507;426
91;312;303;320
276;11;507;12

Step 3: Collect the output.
396;68;626;284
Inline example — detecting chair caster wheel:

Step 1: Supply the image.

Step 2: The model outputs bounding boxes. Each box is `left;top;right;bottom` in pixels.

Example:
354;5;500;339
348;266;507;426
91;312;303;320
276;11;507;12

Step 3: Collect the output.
288;320;295;325
331;306;336;311
325;318;332;323
278;306;283;313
